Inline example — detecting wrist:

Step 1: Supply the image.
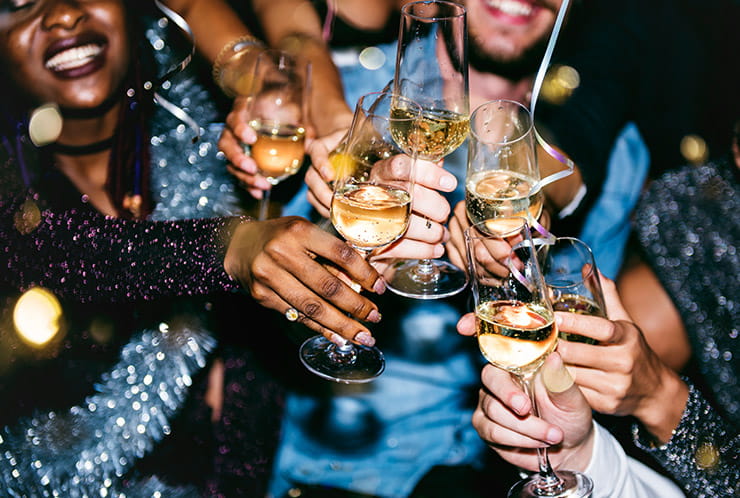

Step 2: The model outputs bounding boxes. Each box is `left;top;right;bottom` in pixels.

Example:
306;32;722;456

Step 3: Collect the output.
635;367;689;444
560;421;596;472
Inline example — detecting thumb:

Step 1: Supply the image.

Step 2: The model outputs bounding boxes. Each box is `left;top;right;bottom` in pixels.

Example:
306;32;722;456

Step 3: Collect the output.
541;352;587;413
598;270;631;322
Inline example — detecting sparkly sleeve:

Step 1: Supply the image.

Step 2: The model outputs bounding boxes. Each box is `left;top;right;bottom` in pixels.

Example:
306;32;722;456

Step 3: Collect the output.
2;195;243;302
632;383;740;497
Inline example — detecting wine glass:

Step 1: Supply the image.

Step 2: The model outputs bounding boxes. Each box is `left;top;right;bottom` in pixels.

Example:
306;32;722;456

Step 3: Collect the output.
466;99;544;227
383;0;470;299
539;237;607;344
299;91;421;383
464;217;594;498
247;49;311;220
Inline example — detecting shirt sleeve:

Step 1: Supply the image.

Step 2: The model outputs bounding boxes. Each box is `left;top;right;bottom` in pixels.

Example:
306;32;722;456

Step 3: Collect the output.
584;421;685;498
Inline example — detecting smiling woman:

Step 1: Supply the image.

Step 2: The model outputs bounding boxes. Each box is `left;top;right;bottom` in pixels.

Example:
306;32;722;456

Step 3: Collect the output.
0;1;285;496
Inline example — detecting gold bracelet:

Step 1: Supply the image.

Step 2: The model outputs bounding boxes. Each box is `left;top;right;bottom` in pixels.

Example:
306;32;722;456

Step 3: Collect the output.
212;35;265;87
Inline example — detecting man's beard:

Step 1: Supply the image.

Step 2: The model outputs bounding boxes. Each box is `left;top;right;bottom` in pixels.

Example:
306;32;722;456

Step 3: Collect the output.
468;34;549;82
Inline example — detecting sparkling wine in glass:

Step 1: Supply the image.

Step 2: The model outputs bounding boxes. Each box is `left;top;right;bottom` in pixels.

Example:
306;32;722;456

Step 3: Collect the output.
384;0;470;300
247;49;311;220
466;99;544;228
539;237;607;344
299;91;420;383
465;217;594;498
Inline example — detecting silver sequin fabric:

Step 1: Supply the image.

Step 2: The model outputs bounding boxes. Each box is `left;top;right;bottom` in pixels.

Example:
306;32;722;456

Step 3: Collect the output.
632;157;739;497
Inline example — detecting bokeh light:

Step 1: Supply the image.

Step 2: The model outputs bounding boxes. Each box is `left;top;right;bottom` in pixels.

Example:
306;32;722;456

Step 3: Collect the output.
680;134;709;164
28;103;63;147
13;287;63;347
359;47;386;71
540;64;580;105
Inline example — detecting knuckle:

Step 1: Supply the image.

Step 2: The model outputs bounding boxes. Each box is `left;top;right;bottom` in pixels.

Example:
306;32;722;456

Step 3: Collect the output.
301;300;323;319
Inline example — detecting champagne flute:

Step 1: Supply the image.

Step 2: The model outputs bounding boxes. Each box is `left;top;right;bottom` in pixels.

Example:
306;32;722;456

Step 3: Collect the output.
384;0;470;299
299;91;421;383
466;100;544;227
465;217;594;498
247;49;311;220
539;237;607;344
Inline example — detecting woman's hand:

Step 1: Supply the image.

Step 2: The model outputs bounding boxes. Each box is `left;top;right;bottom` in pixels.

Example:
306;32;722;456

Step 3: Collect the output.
224;216;385;345
555;274;689;443
218;96;273;199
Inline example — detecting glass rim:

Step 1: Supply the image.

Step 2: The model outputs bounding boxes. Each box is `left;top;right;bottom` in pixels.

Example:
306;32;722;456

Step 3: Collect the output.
401;0;467;21
469;99;533;146
354;91;422;121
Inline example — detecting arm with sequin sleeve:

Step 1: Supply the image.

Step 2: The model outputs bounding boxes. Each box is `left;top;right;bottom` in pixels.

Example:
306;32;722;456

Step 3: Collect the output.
2;195;242;302
633;383;740;497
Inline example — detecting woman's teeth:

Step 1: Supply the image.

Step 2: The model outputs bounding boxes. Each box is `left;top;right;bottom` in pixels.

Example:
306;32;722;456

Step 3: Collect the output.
45;44;102;71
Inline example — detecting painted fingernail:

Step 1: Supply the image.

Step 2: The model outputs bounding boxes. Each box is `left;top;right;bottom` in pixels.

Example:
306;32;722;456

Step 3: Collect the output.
366;309;382;323
355;331;376;347
373;278;386;295
542;355;574;393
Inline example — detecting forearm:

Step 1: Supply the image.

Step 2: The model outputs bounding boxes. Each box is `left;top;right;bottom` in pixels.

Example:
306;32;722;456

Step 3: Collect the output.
163;0;256;63
2;196;242;302
633;383;740;497
253;0;353;136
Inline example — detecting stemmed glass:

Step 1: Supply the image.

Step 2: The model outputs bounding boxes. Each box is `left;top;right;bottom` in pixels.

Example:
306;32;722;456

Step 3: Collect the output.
466;99;544;227
384;0;470;299
299;91;421;383
465;217;594;498
246;49;311;220
539;237;607;344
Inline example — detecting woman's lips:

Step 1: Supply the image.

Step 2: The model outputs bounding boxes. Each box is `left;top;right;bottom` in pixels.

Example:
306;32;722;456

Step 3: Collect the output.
483;0;538;24
44;34;107;79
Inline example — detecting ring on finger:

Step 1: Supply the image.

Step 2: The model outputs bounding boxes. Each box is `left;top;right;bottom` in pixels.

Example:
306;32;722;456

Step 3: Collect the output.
285;307;300;322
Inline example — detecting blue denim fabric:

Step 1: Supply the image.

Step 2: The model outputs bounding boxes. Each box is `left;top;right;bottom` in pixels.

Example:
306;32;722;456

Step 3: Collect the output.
576;123;649;279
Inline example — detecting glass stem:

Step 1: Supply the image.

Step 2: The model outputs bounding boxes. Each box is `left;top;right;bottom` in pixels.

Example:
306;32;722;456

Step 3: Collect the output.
258;188;271;220
519;372;565;495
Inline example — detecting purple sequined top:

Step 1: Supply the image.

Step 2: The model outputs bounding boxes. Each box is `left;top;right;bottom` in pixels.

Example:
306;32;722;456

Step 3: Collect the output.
2;194;242;302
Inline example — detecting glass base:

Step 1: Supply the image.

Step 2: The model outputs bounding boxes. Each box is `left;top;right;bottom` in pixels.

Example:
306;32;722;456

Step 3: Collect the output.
508;470;593;498
299;335;385;384
383;258;468;300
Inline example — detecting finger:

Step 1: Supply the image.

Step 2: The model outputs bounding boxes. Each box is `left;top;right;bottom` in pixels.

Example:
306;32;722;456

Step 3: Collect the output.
599;271;632;322
481;364;531;416
413;158;458;193
225;101;257;144
306;189;331;218
474;393;556;449
372;237;444;261
304;165;333;213
456;312;476;336
226;163;272;195
253;259;379;344
403;214;447;245
554;311;620;345
219;128;255;173
411;186;451;223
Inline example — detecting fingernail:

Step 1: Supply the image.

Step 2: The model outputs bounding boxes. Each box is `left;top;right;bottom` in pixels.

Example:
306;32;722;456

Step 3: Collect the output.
555;313;563;326
355;331;376;347
439;175;456;190
373;278;386;295
434;244;445;258
366;309;382;323
542;355;574;393
511;394;528;414
546;427;562;445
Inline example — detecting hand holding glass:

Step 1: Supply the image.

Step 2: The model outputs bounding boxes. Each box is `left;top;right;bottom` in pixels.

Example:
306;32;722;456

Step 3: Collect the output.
299;91;421;383
465;217;593;498
247;49;310;220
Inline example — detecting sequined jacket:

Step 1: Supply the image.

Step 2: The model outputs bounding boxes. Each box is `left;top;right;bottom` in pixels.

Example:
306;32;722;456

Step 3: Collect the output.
631;156;739;497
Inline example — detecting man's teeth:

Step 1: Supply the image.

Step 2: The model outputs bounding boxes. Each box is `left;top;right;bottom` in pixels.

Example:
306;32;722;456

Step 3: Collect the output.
45;44;102;71
486;0;533;17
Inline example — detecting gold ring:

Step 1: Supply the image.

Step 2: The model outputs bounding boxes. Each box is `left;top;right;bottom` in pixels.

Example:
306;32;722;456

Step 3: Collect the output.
285;307;300;322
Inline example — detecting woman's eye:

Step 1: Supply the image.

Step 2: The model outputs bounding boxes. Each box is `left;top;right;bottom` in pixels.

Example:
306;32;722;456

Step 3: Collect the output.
3;0;35;12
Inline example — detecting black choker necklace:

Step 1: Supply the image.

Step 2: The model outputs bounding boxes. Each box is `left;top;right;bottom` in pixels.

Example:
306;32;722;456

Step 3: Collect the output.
51;136;115;156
